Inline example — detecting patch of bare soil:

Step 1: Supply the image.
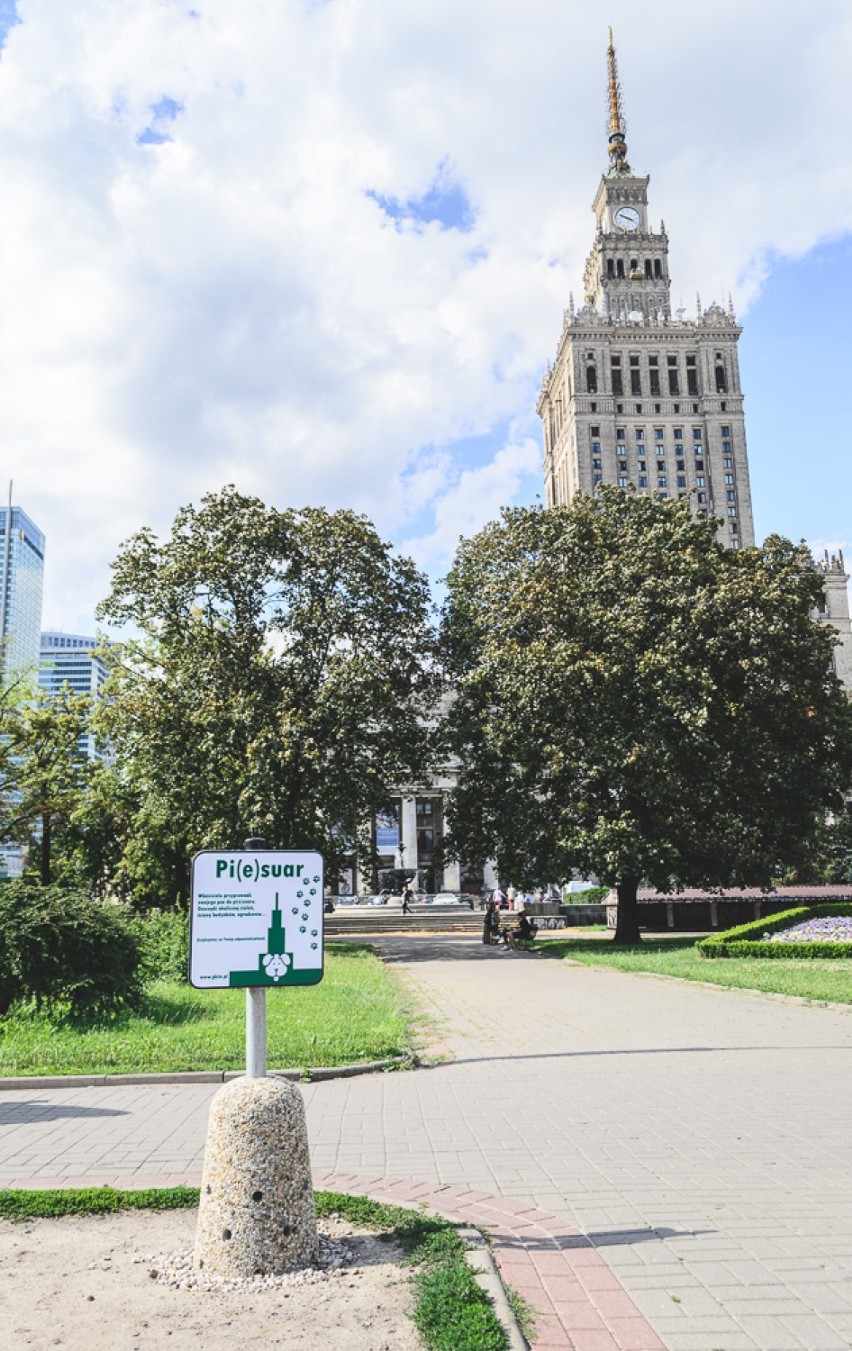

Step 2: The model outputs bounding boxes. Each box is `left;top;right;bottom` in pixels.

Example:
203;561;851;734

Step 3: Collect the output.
0;1209;421;1350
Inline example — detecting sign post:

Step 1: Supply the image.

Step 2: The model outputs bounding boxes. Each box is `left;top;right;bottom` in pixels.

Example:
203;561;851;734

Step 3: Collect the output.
191;840;325;1277
190;842;324;1076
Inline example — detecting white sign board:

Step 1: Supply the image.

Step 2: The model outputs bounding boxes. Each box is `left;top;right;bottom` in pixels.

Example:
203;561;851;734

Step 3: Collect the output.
190;849;324;990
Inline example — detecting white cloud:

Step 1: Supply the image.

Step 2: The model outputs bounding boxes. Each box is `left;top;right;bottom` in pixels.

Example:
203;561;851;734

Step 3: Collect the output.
402;434;542;578
0;0;849;628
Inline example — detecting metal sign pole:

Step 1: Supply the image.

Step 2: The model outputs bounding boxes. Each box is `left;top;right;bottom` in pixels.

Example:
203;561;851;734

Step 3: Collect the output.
244;836;268;1078
246;987;267;1078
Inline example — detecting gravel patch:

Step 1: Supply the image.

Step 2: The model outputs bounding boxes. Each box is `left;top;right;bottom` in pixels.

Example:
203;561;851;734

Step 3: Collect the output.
142;1221;357;1292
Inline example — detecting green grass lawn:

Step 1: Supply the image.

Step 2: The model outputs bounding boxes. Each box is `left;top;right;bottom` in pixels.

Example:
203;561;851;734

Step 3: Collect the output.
538;933;852;1003
0;945;413;1077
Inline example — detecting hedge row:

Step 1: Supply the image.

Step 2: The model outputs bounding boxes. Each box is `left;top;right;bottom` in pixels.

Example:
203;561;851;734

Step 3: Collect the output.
698;904;852;960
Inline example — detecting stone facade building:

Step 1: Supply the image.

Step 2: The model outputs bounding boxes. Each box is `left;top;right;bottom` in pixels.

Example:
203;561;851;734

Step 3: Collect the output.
537;31;755;550
537;31;852;690
817;551;852;691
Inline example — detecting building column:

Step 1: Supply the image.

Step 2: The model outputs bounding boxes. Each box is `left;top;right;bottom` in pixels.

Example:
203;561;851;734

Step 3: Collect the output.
442;858;461;892
400;795;418;880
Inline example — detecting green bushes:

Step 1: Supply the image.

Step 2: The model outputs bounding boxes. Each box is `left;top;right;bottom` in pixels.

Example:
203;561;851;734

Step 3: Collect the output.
697;904;852;959
129;906;189;984
563;885;609;904
0;880;143;1018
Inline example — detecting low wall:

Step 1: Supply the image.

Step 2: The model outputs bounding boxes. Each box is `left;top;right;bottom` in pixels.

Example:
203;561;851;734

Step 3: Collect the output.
605;894;852;933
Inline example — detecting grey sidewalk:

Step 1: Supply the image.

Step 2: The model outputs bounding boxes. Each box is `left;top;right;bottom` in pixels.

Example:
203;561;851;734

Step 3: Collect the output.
2;936;852;1349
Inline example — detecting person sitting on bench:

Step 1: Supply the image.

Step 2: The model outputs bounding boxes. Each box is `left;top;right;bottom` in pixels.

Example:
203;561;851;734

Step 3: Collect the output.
505;910;535;948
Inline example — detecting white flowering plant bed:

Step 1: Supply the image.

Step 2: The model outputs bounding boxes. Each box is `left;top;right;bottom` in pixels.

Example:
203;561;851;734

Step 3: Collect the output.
697;904;852;959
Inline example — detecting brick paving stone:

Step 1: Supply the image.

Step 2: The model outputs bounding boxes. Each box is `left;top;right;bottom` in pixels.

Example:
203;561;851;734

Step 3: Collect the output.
777;1315;851;1349
542;1275;587;1302
576;1266;628;1292
529;1314;573;1347
590;1288;650;1321
605;1318;666;1351
558;1302;612;1332
568;1331;620;1351
731;1313;808;1348
661;1335;759;1351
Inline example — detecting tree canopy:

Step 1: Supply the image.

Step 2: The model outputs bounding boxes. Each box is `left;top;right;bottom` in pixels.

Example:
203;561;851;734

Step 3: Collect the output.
95;485;437;905
0;684;92;886
440;489;852;942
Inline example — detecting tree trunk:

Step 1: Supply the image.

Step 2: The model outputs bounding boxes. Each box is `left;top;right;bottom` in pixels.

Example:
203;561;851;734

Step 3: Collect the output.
612;875;642;944
41;811;52;887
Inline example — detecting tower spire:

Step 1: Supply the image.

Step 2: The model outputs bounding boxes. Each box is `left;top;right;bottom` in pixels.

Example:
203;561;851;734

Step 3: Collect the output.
606;27;630;173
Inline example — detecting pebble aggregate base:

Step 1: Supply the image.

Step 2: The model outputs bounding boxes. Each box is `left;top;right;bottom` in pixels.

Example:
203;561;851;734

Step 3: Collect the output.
194;1077;318;1278
10;1167;662;1350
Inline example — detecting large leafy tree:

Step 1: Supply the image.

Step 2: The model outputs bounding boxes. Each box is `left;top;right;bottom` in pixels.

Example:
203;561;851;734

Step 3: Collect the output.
1;686;92;885
95;486;436;906
441;489;852;943
0;667;32;843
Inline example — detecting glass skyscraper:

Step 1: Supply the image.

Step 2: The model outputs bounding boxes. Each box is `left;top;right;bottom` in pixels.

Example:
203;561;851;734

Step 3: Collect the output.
0;502;45;684
39;632;110;760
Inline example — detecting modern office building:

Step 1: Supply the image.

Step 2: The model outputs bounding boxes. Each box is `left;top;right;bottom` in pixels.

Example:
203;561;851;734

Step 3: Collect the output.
537;31;755;549
0;495;45;683
38;631;110;759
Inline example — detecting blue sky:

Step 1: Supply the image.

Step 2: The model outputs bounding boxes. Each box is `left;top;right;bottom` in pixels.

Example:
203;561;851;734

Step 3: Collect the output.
0;1;849;630
0;2;17;48
742;237;852;553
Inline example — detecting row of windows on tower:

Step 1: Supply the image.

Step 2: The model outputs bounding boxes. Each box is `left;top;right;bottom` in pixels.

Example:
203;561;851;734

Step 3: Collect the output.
585;354;728;397
590;466;739;517
594;408;739;518
589;423;736;498
589;425;734;447
596;454;736;477
594;457;736;483
605;258;663;280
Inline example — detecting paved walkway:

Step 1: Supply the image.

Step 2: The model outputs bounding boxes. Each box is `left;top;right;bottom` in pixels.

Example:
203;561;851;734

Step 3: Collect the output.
2;936;852;1349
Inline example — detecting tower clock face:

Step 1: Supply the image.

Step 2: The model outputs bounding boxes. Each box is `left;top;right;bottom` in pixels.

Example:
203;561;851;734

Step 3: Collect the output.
614;206;640;231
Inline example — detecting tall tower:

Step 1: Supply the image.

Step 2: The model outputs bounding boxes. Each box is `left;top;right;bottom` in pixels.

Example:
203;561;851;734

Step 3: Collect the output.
538;31;755;548
0;490;45;682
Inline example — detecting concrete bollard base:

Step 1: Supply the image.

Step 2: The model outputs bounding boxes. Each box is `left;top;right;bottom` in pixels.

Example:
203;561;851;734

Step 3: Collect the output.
194;1076;318;1277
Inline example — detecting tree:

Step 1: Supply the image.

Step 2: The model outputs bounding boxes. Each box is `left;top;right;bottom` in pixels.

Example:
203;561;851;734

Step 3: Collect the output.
440;489;852;943
0;666;35;845
1;686;92;886
95;486;437;906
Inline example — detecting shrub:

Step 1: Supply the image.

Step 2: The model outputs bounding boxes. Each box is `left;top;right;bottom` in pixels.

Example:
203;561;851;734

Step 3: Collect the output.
129;907;189;984
564;885;609;904
697;904;852;960
0;880;143;1018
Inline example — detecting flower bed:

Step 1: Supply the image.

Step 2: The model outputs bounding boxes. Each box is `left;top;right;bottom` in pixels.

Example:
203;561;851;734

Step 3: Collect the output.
766;916;852;945
697;904;852;959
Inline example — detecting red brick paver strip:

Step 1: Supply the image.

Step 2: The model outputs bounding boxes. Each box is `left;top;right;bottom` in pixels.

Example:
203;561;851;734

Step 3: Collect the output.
313;1172;665;1349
